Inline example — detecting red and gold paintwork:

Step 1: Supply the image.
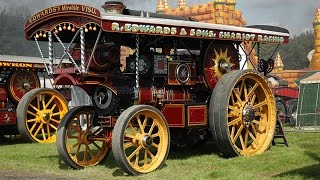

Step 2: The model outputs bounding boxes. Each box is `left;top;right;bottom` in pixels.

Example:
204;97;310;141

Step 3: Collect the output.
23;3;289;129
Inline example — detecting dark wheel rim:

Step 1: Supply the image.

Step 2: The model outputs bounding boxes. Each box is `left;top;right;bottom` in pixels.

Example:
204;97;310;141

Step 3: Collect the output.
57;106;109;169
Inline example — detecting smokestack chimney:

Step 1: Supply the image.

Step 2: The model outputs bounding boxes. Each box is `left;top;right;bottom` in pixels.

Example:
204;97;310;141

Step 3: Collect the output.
102;1;126;14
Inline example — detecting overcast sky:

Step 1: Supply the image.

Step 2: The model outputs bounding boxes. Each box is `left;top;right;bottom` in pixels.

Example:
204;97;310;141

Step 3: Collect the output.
0;0;319;35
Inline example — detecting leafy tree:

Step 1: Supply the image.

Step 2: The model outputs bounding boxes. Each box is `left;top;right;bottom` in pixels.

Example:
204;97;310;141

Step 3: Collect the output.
0;6;39;56
260;31;314;70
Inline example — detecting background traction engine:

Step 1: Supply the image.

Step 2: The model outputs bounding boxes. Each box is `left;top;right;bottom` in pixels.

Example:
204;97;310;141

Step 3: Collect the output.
22;2;287;175
0;56;71;143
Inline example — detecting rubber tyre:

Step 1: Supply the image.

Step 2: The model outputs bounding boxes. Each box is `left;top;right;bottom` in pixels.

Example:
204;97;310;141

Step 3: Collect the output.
209;70;276;157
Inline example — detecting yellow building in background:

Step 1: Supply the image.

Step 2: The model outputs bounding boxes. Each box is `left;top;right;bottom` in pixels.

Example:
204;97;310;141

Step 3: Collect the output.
156;1;320;88
310;8;320;70
157;0;260;69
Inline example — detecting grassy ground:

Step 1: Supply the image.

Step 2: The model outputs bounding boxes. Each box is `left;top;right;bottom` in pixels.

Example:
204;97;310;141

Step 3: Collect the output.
0;131;320;180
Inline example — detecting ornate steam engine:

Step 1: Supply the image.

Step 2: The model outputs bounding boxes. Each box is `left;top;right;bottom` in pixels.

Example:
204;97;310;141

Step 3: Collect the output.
22;1;289;175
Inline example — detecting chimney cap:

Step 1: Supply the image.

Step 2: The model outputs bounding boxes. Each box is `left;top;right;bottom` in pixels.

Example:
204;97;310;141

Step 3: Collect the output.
102;1;126;14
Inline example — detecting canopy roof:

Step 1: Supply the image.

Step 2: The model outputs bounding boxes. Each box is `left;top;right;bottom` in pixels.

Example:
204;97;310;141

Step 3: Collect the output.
24;4;290;44
300;72;320;84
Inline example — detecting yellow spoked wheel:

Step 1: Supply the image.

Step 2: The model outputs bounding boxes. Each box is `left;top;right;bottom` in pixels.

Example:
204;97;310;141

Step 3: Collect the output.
112;105;170;175
17;88;68;143
56;106;110;169
209;70;276;157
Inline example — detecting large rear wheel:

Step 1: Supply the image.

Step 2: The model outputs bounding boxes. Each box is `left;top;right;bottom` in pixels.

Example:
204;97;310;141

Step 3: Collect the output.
112;105;170;175
56;106;110;169
17;88;68;143
210;70;276;157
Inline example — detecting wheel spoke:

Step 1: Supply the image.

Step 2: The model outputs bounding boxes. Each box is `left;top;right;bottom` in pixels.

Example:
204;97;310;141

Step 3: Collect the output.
144;150;148;165
252;120;266;128
248;130;257;142
68;142;80;151
151;133;160;138
87;145;95;159
230;126;235;140
244;128;249;147
232;89;242;104
239;134;245;150
127;145;142;161
148;121;156;135
92;141;102;150
250;94;257;106
125;133;137;140
27;118;37;123
146;148;155;159
29;104;40;112
51;118;60;124
152;142;159;149
124;142;136;149
142;118;148;132
41;127;46;140
45;96;55;109
27;111;37;117
51;104;57;111
29;122;38;132
91;137;107;141
83;145;88;161
137;117;144;133
244;83;248;102
228;106;240;114
247;83;259;98
52;112;64;117
250;123;258;135
33;122;43;137
253;100;267;110
42;99;46;110
75;144;81;157
49;123;58;130
134;152;139;168
232;125;244;143
128;122;138;135
255;111;262;116
228;117;241;126
47;123;51;139
231;92;235;104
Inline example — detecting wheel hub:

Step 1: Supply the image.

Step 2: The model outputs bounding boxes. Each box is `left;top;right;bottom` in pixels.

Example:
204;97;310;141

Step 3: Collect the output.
242;104;255;127
23;82;30;90
141;135;153;148
79;131;92;145
38;110;52;123
219;61;231;73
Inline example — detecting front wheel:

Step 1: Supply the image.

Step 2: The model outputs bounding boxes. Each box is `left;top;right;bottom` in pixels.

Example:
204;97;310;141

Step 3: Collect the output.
112;105;170;175
17;88;68;143
56;106;110;169
210;70;276;157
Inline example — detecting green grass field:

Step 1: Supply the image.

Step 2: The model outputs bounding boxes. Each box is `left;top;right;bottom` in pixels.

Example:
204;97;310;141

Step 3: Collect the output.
0;131;319;180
